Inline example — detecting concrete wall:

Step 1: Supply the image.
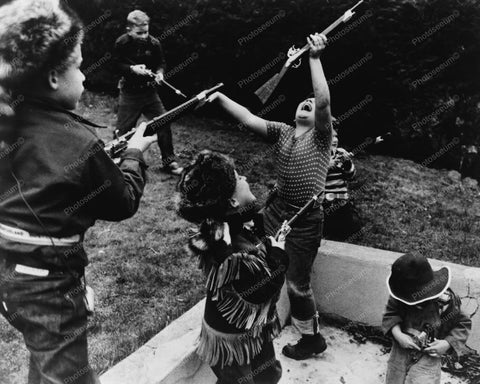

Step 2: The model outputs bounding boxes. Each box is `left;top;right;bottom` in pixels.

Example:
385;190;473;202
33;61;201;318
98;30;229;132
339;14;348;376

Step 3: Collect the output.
100;241;480;384
314;240;480;349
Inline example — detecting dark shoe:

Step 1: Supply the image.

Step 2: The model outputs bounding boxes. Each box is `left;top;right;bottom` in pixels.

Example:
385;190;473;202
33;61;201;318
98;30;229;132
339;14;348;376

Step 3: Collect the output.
282;333;327;360
163;161;183;175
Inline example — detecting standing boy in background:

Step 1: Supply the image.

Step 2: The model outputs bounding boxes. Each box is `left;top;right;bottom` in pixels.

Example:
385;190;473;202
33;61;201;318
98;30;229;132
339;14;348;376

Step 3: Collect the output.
114;10;183;175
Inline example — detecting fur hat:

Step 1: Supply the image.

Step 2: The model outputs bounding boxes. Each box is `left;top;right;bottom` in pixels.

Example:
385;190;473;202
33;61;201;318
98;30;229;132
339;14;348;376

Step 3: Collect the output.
387;253;451;305
0;0;83;86
177;150;237;222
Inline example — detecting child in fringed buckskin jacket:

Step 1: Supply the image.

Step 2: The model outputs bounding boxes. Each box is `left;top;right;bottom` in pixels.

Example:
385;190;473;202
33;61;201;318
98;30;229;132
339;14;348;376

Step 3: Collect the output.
177;150;290;384
383;253;472;384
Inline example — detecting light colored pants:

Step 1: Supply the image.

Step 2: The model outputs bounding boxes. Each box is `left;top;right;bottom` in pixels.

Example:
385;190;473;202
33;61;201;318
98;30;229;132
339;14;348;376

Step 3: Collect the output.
386;342;441;384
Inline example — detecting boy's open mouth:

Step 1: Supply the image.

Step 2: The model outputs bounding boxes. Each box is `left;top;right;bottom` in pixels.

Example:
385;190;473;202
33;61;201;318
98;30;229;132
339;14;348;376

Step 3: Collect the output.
301;102;313;112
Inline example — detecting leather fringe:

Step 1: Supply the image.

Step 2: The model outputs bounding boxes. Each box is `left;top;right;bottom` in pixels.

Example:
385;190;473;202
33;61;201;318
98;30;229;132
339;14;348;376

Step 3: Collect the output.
197;318;279;368
217;287;271;330
206;252;269;297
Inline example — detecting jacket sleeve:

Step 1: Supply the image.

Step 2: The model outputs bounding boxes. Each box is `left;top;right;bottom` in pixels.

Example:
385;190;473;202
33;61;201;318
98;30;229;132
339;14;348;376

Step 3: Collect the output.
444;309;472;358
382;296;403;336
232;246;288;304
82;142;148;221
154;40;167;72
114;38;133;76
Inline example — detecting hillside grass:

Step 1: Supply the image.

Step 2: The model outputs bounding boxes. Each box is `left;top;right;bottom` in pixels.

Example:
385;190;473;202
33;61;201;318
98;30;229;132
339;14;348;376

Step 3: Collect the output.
1;91;479;383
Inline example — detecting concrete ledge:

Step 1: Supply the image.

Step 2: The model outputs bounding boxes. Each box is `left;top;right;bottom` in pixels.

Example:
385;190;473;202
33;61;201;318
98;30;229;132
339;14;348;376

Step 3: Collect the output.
314;240;480;350
101;241;480;383
100;300;205;384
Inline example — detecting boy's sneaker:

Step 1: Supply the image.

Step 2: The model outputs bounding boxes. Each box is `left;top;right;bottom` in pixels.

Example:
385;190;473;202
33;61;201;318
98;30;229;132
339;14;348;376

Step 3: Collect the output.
282;333;327;360
163;161;183;175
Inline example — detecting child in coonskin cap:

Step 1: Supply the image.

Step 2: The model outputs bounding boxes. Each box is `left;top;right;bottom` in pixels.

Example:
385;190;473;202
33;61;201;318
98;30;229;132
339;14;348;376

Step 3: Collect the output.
0;1;156;382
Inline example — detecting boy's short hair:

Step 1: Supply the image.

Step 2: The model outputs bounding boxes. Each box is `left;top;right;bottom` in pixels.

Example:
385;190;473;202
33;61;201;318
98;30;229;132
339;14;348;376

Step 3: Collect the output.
126;10;150;28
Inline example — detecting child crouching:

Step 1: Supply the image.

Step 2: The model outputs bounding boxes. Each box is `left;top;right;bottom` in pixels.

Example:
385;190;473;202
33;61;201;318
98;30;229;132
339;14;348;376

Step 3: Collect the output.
177;151;290;384
383;253;472;384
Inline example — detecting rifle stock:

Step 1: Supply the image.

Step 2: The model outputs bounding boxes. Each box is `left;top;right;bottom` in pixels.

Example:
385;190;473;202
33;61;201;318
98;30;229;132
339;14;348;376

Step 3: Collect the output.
254;0;364;104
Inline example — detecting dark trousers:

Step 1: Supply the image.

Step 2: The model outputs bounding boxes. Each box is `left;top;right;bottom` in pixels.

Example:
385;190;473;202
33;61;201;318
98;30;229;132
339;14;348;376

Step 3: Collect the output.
116;88;175;166
211;340;282;384
263;197;323;335
0;258;99;384
323;200;362;241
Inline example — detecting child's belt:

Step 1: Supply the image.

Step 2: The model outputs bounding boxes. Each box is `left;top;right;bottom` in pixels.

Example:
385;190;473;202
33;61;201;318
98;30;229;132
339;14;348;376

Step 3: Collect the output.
282;196;323;211
0;223;81;246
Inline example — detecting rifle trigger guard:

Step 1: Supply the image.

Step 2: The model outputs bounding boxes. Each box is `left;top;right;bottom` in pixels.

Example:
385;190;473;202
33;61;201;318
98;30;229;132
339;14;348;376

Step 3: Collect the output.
287;45;302;68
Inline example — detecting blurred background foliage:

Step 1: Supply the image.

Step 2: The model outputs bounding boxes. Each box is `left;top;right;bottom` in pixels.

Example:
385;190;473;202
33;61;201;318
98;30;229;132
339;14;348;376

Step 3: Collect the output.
66;0;480;176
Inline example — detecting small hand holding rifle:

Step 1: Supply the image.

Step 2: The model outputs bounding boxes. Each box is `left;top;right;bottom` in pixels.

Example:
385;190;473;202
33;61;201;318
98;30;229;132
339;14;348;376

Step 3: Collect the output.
307;33;327;59
126;122;157;152
270;220;291;250
142;67;188;98
391;325;421;351
130;64;151;76
154;71;164;85
423;338;451;357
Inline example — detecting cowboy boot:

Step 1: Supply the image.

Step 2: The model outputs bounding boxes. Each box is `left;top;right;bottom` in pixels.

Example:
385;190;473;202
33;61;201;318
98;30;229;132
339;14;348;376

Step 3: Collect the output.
282;312;327;360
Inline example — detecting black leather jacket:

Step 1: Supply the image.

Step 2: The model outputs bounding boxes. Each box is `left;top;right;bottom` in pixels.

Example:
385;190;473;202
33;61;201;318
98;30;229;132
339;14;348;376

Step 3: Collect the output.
0;97;147;270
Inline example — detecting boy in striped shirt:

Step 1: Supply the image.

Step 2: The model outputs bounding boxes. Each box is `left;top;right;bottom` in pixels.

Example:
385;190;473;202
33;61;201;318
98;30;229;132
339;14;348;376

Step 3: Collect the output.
323;129;362;240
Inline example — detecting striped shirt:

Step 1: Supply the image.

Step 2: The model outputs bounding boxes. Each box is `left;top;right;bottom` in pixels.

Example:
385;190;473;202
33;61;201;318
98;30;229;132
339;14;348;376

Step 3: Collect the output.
266;121;331;206
324;148;355;202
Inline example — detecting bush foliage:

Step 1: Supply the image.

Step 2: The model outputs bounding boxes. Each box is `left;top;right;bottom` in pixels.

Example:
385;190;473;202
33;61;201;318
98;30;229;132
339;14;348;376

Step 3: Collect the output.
67;0;480;172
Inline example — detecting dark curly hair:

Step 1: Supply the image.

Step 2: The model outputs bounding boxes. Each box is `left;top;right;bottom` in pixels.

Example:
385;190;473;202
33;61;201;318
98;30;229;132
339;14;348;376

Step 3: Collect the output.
177;150;237;223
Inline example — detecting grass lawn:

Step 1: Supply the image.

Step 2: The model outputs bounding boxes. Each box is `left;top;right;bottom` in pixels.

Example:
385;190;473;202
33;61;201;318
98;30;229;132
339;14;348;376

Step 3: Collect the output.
1;91;479;383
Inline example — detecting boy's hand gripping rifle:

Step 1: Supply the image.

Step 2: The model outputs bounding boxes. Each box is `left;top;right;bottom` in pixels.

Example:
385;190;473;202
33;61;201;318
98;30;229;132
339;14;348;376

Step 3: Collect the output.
255;0;365;104
104;83;224;159
143;68;188;99
124;56;188;98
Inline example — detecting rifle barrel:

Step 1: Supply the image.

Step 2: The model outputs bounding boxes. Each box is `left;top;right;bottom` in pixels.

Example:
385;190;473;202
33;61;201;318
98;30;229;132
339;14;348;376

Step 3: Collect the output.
104;83;224;158
287;0;365;66
145;83;223;135
256;0;366;103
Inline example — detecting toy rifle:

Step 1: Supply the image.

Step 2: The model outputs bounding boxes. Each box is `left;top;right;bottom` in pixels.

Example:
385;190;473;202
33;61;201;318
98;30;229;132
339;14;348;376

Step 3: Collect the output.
255;0;365;104
124;57;187;98
143;68;188;99
257;130;388;246
104;83;224;159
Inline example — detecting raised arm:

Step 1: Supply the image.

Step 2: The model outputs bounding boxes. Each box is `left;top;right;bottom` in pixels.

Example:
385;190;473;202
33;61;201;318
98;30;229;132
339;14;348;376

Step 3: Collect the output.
209;92;268;138
308;34;332;141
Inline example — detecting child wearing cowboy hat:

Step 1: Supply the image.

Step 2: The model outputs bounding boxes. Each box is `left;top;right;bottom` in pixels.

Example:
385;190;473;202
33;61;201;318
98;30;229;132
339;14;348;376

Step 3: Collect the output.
177;150;290;384
0;1;157;382
382;253;472;384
